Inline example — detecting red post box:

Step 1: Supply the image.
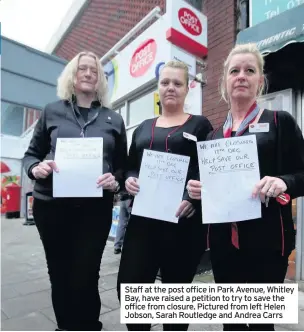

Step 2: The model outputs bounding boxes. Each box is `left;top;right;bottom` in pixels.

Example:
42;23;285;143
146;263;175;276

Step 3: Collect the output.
5;183;21;219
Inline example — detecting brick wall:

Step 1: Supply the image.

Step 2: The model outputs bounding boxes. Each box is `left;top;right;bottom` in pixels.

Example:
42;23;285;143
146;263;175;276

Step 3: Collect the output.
54;0;237;128
54;0;166;60
202;0;236;128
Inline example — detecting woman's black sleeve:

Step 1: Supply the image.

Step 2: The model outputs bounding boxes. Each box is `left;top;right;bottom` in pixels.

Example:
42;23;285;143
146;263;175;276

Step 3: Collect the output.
23;106;50;180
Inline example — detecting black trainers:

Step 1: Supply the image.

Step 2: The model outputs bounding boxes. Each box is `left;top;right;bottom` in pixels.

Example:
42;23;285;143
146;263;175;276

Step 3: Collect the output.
114;248;121;254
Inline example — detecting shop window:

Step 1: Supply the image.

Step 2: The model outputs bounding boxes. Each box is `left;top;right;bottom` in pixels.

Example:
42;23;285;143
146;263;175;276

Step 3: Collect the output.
120;104;128;125
237;0;249;32
114;104;128;126
187;0;203;11
1;102;41;137
128;90;156;126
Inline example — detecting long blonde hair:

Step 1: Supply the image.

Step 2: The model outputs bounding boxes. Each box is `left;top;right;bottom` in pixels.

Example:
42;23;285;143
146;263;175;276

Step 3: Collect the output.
57;51;111;108
220;43;267;103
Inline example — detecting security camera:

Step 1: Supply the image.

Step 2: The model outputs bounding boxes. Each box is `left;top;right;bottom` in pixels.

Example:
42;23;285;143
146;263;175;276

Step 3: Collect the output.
195;73;203;82
194;73;207;86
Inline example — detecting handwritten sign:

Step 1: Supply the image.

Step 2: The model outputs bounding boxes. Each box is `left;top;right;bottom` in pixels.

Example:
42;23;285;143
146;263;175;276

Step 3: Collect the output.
53;138;103;197
132;149;190;222
197;135;261;223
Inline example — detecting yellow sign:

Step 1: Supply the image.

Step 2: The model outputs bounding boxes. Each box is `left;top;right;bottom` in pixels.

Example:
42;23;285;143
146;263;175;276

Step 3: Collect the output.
154;93;160;116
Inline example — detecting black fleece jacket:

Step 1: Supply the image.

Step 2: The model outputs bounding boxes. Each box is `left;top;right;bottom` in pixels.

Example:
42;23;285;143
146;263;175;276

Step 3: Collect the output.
23;99;128;200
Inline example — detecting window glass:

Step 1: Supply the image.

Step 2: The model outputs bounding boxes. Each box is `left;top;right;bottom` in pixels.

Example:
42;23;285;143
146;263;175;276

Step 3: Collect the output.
129;91;156;126
1;102;41;136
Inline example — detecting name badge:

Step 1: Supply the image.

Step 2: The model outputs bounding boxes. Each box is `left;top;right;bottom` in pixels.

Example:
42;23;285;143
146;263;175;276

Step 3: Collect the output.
249;123;269;133
183;132;197;142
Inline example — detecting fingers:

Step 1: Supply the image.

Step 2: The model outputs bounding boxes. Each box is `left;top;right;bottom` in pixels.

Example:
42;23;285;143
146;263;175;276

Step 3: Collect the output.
186;209;195;218
259;180;274;203
44;160;59;172
252;176;288;203
175;200;187;217
252;177;267;198
188;191;201;200
176;201;194;218
188;180;201;188
34;166;49;179
97;173;115;189
272;186;283;198
33;160;58;179
179;204;192;218
126;177;140;196
265;178;287;198
97;173;112;183
40;163;53;174
187;180;202;200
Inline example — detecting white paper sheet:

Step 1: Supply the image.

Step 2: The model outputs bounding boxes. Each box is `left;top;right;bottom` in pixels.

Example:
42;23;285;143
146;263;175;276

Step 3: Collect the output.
53;138;103;197
131;150;190;223
197;135;261;224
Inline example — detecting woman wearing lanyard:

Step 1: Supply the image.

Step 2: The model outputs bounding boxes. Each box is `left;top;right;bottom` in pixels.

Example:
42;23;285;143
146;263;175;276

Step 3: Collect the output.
23;51;127;331
117;60;213;331
187;43;304;331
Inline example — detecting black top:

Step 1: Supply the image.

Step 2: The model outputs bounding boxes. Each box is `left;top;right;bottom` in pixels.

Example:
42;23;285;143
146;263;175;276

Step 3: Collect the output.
78;106;90;123
208;109;304;254
127;114;213;203
23;99;128;201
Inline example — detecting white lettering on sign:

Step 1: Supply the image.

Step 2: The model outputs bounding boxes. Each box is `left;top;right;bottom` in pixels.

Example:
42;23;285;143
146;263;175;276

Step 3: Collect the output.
130;39;157;77
256;27;296;49
121;284;298;324
259;0;304;23
178;8;202;36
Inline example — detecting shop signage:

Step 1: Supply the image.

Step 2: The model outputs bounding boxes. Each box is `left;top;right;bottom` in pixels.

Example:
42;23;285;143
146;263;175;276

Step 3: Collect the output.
166;0;208;57
130;39;157;77
178;8;202;36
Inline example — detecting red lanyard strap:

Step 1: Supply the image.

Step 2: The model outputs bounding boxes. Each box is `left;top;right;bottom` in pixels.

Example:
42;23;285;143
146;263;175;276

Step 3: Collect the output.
149;114;193;152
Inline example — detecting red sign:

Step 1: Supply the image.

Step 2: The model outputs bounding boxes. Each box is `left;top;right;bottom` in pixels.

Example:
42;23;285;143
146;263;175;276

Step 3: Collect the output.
130;39;157;77
178;8;202;36
190;80;197;89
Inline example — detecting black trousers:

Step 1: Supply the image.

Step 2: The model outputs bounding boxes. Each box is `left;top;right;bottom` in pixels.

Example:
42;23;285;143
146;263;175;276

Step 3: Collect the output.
117;215;206;331
210;246;289;331
33;197;113;331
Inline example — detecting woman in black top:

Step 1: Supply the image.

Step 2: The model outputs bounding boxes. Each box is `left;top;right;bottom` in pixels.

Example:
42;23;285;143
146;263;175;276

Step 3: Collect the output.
187;43;304;331
117;60;213;331
23;51;127;331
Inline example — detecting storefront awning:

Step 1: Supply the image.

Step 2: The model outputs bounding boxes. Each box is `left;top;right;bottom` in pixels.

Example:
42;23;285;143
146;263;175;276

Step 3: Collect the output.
236;4;304;55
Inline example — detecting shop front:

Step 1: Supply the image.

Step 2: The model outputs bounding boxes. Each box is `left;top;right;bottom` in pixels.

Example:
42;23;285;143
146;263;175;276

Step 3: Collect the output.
102;0;208;146
237;3;304;281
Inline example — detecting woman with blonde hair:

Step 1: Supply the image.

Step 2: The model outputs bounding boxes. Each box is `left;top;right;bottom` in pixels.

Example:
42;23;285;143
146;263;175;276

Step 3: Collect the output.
117;60;213;331
187;43;304;331
23;51;127;331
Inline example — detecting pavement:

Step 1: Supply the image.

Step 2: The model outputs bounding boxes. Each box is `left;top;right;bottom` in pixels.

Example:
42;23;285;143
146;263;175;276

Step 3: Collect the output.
1;217;304;331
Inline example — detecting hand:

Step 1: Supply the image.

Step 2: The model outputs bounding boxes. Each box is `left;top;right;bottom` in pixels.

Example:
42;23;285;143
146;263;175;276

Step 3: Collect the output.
32;160;59;179
176;200;195;218
125;177;140;196
97;173;117;191
252;176;287;203
186;180;202;200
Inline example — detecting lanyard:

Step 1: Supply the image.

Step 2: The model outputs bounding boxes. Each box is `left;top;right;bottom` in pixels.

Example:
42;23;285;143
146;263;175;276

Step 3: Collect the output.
149;114;193;152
